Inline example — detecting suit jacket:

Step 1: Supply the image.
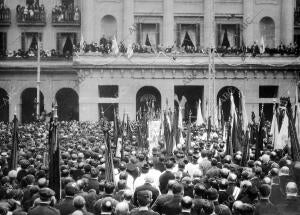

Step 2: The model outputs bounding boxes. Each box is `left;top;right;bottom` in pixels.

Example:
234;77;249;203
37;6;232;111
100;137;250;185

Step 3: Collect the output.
277;197;300;215
56;196;76;215
28;203;60;215
254;199;280;215
159;170;175;194
270;184;285;205
161;194;182;215
151;193;173;214
134;183;160;206
86;178;100;194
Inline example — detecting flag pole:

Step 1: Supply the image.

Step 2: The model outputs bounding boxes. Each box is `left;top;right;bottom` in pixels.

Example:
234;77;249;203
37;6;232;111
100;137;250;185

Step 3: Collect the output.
36;38;41;120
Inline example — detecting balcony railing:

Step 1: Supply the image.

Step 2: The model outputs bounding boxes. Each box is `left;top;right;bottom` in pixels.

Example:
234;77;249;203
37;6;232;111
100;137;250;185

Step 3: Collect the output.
16;9;46;26
295;8;300;26
52;8;80;26
0;8;11;26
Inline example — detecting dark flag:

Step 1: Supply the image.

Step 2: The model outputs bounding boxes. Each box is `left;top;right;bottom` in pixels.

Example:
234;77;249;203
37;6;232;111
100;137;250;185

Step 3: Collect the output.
241;39;246;61
231;113;243;153
113;107;119;148
222;28;230;48
207;116;211;141
286;100;300;161
104;123;115;183
255;108;265;160
241;129;250;166
63;35;73;55
48;105;61;200
164;110;172;155
226;121;233;156
9;114;19;170
145;34;151;46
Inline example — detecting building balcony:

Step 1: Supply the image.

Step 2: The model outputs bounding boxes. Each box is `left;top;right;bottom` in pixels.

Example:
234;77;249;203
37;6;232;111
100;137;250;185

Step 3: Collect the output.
16;11;46;26
295;8;300;26
0;8;11;26
52;9;80;27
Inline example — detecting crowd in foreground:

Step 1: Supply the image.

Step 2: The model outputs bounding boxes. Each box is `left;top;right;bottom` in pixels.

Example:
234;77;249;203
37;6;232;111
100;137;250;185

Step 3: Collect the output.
0;120;299;215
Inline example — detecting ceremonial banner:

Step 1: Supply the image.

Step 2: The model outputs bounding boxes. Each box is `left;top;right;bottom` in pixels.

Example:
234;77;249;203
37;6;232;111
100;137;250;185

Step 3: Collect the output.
148;120;161;155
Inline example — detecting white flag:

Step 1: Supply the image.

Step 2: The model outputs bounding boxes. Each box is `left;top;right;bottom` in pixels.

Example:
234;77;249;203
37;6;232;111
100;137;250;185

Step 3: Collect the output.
241;92;248;132
276;110;289;150
80;34;84;52
260;36;265;54
196;99;204;126
127;42;133;58
112;35;119;55
178;106;183;130
270;106;279;147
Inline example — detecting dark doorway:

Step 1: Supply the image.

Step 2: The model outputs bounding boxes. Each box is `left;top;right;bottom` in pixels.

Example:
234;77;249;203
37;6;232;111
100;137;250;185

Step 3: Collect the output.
174;86;204;122
99;103;118;122
259;103;273;122
136;86;161;119
0;88;9;123
21;88;44;123
56;88;79;121
217;86;240;122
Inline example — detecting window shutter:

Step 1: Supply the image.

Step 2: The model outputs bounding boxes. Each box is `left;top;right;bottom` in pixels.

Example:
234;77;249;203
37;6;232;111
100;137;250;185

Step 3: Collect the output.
236;24;240;48
56;33;60;52
217;24;222;47
136;23;141;44
196;24;200;47
21;32;25;51
4;32;6;51
156;23;160;46
176;24;181;47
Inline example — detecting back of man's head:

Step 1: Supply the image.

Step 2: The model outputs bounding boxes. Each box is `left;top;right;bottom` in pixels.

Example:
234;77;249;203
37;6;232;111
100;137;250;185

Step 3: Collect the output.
181;196;193;210
259;184;271;199
115;202;129;215
286;182;298;197
105;182;115;195
137;190;152;207
172;182;183;195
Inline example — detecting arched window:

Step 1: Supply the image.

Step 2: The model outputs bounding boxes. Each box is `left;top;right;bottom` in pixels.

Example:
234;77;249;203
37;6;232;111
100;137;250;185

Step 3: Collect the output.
100;15;117;40
55;88;79;121
260;17;275;48
0;88;9;123
21;88;44;123
217;86;240;122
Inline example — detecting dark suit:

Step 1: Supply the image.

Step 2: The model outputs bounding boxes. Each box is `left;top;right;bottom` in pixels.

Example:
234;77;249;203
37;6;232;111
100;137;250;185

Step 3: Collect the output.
159;170;175;194
134;183;160;206
151;194;173;214
277;197;300;215
28;203;60;215
56;196;76;215
254;199;281;215
86;178;100;194
130;208;159;215
218;190;230;206
161;194;182;215
191;197;206;215
270;184;285;205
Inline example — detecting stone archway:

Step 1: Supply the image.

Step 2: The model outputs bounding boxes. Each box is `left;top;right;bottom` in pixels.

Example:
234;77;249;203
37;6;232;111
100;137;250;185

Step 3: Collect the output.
260;16;275;48
136;86;161;119
21;88;44;123
0;88;9;123
217;86;240;122
55;88;79;121
100;15;117;40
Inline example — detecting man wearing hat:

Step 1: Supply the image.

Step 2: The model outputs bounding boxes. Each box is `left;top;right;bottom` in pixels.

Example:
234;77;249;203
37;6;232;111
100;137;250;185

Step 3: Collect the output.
159;161;175;194
28;188;59;215
133;175;159;207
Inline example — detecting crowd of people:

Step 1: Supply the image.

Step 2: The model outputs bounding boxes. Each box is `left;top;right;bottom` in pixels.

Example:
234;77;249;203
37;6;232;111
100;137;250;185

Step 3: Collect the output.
52;4;80;23
16;1;45;23
0;114;299;215
0;3;10;22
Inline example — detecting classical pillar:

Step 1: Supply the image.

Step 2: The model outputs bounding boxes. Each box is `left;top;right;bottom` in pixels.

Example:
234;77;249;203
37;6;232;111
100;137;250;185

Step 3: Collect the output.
243;0;254;46
81;0;94;43
204;0;215;48
163;0;174;47
281;0;294;44
123;0;135;45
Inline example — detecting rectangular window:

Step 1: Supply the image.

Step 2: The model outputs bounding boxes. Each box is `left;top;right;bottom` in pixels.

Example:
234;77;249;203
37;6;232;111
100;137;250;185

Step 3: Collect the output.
259;86;278;98
259;103;273;122
56;32;77;55
216;24;240;48
99;85;119;98
21;32;42;51
62;0;74;7
136;23;160;47
99;103;118;121
26;0;39;6
0;32;7;55
176;23;200;48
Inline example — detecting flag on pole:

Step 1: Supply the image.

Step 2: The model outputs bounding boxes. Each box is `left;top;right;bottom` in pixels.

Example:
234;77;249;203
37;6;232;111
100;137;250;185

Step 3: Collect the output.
255;108;265;160
9;115;19;171
112;35;119;55
48;105;61;200
260;36;265;54
270;103;279;148
295;104;300;144
241;92;248;132
186;111;192;151
104;125;115;183
196;99;204;126
178;106;183;130
80;34;84;52
276;109;289;150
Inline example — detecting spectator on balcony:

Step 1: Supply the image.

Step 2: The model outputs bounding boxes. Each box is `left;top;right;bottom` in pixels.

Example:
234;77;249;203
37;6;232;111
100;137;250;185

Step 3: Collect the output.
74;7;80;22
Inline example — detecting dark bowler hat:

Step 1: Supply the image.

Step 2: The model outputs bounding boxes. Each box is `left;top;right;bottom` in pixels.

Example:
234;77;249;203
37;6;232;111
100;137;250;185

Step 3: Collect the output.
39;188;55;201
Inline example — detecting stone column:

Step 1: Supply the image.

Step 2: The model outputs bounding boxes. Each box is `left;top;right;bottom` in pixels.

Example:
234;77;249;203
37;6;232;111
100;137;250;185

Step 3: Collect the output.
204;0;215;48
81;0;94;43
243;0;254;46
123;0;135;45
281;0;294;45
163;0;174;47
